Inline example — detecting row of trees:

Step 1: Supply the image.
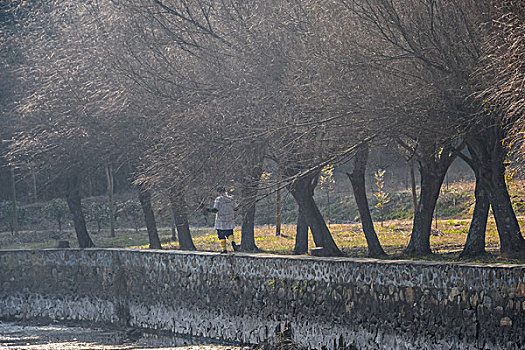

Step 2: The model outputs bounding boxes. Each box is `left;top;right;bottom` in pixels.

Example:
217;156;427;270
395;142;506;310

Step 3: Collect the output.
1;0;523;257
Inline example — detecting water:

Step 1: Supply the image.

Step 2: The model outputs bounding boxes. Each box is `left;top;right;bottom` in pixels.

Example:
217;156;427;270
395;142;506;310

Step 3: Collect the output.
0;322;249;350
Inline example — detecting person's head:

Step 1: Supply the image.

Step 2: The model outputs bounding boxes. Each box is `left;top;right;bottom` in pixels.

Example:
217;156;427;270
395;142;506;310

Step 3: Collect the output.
216;186;226;195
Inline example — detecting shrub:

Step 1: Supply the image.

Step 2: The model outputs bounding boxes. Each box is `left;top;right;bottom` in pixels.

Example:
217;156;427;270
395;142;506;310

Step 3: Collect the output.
116;199;143;232
41;198;69;233
84;201;110;233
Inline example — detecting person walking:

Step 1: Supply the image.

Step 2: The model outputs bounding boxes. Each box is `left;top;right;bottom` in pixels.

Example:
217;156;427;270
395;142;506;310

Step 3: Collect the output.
207;186;240;253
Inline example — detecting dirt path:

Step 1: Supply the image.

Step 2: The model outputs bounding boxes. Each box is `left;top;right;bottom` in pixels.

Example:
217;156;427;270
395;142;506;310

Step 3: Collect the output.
0;322;249;350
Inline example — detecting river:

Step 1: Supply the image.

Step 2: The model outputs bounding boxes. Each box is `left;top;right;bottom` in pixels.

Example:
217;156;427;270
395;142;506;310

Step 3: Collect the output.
0;322;249;350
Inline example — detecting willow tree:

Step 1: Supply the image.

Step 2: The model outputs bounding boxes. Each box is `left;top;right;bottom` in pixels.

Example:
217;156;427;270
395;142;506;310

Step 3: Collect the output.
7;1;126;247
330;0;522;256
462;0;525;257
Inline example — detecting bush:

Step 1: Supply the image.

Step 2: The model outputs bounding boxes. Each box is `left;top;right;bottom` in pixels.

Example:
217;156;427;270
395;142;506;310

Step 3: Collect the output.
116;199;143;232
84;201;110;233
41;198;69;233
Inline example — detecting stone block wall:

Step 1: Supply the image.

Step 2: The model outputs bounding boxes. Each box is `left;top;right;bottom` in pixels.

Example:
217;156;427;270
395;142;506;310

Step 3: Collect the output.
0;249;524;349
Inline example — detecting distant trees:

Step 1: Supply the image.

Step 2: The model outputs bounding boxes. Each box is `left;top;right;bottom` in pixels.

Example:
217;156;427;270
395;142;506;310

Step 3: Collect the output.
0;201;25;235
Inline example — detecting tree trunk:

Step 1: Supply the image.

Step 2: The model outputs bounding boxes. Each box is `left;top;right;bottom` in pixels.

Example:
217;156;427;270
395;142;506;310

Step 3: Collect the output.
410;159;418;213
171;222;177;242
30;163;37;203
405;170;444;256
326;189;331;227
170;191;196;250
65;175;94;248
239;185;259;250
461;175;489;257
466;126;525;256
10;167;18;235
489;164;525;254
405;147;455;256
293;173;317;254
276;188;282;236
239;143;265;251
138;187;162;249
289;172;342;257
346;143;386;258
294;203;309;255
241;202;259;251
106;164;115;237
170;202;178;241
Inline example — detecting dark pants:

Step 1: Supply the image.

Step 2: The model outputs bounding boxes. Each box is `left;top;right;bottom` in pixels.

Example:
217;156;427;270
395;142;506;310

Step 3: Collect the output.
217;229;234;240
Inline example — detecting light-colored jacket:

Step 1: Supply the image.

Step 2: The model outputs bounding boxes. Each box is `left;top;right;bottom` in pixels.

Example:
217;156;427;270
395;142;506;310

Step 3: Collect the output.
213;194;237;230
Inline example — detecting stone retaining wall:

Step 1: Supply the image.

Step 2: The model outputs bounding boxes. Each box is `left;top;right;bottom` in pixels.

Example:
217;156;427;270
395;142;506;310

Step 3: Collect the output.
0;249;524;349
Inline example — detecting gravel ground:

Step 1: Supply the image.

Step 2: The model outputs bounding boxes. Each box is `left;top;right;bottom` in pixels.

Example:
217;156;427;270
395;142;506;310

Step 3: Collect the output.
0;322;249;350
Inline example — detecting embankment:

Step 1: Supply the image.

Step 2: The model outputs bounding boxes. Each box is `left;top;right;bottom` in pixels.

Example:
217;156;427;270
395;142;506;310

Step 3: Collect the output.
0;249;524;349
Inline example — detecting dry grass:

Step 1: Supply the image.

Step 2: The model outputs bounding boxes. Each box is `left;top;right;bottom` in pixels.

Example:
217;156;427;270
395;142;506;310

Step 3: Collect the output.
187;217;524;264
2;180;525;264
1;218;523;264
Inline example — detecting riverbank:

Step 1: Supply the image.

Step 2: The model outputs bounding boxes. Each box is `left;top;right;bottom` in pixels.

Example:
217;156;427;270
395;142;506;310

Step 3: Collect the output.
2;249;524;349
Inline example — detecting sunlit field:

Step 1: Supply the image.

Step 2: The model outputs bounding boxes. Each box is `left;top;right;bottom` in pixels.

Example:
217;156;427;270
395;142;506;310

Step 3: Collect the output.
1;180;523;264
0;216;522;264
186;219;505;257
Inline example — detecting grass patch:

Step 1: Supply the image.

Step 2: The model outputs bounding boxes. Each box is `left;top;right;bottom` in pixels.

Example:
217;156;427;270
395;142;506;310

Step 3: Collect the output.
1;219;523;264
188;217;524;264
1;181;524;265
